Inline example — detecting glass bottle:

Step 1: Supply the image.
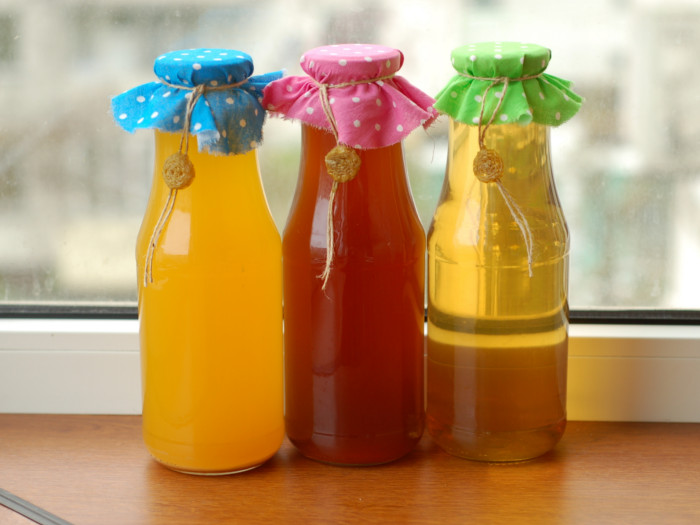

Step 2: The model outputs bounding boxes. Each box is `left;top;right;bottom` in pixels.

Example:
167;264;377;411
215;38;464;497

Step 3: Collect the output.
263;44;436;465
284;124;425;465
427;42;582;462
112;49;284;474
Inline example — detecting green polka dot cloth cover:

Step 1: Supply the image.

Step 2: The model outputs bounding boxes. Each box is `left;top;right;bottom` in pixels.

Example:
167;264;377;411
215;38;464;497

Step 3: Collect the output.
111;49;282;155
435;42;582;127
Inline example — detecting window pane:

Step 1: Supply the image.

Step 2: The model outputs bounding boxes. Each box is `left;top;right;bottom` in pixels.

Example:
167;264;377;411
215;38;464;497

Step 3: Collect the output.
1;0;699;310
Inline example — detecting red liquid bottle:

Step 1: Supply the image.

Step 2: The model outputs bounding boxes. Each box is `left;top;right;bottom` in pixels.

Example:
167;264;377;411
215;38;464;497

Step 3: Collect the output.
283;124;425;465
263;43;435;465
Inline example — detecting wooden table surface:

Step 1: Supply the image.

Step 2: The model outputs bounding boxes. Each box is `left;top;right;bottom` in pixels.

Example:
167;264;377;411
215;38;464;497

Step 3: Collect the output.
1;415;699;524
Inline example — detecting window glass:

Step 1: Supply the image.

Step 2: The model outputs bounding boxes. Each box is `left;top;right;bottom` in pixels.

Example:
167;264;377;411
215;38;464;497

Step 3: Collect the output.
1;0;699;310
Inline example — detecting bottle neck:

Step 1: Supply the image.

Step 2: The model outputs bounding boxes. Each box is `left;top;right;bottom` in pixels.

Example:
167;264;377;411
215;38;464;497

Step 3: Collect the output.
437;119;568;274
138;131;278;291
152;130;262;195
150;130;273;215
446;120;555;207
285;124;424;265
297;124;409;196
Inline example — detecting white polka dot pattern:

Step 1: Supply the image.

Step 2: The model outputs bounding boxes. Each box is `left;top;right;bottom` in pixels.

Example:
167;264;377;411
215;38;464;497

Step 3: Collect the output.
111;48;283;156
434;41;582;128
261;44;436;149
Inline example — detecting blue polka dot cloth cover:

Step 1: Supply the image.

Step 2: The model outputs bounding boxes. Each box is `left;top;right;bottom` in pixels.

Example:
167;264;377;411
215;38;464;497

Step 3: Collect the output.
111;49;282;155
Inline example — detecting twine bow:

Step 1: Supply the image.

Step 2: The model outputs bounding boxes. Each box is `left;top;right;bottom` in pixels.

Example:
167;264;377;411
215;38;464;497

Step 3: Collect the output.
143;78;247;287
463;72;542;277
315;73;395;291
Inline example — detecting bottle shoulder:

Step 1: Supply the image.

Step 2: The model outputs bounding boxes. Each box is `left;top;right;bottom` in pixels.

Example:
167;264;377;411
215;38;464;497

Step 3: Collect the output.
428;197;568;263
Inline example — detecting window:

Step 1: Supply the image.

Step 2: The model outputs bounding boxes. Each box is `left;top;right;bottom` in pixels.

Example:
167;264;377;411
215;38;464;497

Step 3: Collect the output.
1;0;700;419
2;0;699;314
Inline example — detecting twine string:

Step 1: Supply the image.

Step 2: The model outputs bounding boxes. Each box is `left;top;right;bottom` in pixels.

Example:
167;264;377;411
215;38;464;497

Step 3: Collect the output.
315;73;396;291
317;83;340;141
144;188;177;287
477;77;509;149
319;181;338;287
315;79;341;290
143;78;248;286
463;71;542;277
495;181;534;277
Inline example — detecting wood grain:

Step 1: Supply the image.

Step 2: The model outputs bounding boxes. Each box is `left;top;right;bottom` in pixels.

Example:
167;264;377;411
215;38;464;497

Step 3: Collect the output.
1;415;699;524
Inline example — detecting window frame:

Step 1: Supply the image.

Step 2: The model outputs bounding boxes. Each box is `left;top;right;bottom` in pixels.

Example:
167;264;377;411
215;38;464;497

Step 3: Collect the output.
2;305;699;324
1;308;699;421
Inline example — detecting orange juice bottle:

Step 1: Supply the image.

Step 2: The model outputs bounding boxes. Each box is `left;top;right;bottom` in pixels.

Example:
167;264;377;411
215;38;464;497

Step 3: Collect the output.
428;42;582;462
113;49;284;474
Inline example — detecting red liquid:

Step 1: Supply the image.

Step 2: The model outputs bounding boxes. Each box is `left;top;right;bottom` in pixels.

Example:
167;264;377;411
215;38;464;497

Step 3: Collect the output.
283;125;425;465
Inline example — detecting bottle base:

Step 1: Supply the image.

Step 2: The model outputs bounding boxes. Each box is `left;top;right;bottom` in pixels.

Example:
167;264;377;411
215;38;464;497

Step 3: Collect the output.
289;430;422;466
166;462;263;476
150;455;265;476
143;425;284;476
429;418;566;462
295;449;408;467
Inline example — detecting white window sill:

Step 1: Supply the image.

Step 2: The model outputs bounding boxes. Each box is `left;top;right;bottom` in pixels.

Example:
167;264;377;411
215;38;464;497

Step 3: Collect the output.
1;319;699;422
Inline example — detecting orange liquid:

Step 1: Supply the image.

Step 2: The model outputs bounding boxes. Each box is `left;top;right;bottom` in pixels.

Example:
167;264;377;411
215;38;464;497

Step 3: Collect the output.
283;125;425;465
136;131;284;474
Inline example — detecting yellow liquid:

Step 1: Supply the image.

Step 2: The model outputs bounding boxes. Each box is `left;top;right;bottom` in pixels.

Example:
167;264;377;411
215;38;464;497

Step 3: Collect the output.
136;131;284;474
427;121;569;461
427;321;567;461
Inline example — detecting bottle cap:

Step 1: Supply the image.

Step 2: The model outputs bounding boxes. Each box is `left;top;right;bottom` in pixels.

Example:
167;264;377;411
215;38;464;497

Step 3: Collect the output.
434;42;582;127
111;48;282;155
262;43;436;149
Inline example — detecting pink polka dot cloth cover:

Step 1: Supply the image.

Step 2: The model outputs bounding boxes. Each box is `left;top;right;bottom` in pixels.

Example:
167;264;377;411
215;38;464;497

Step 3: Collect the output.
262;44;437;149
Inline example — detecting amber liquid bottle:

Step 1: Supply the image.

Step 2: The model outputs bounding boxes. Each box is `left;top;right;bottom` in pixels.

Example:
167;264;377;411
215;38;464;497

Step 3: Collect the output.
283;124;425;465
427;120;569;462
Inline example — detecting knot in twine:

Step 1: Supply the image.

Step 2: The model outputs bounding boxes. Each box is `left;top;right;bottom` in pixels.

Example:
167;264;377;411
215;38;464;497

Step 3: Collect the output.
463;73;542;277
143;78;247;287
325;144;361;183
473;148;504;183
162;152;195;189
314;73;395;291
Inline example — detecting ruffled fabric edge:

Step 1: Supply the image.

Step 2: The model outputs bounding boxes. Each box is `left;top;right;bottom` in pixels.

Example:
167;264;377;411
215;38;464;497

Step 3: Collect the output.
111;71;282;156
261;75;437;149
434;72;582;127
